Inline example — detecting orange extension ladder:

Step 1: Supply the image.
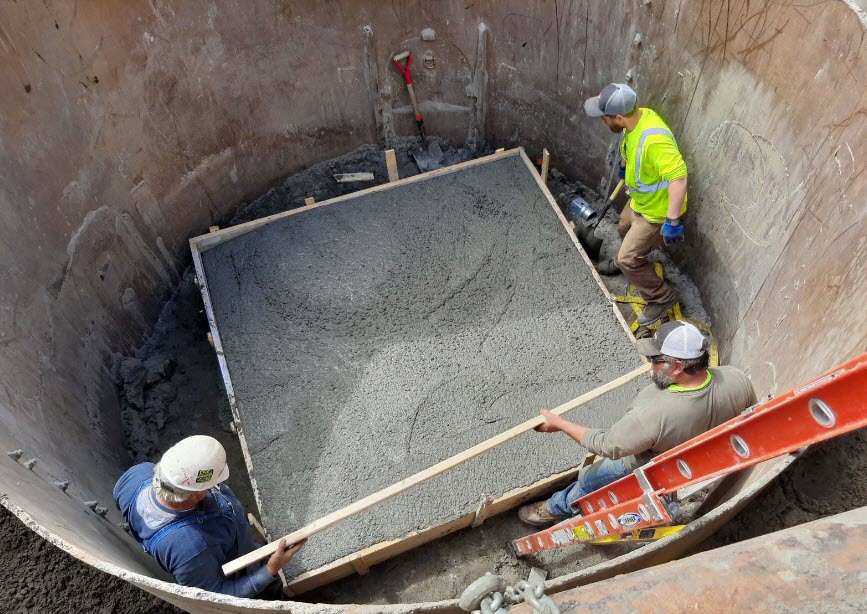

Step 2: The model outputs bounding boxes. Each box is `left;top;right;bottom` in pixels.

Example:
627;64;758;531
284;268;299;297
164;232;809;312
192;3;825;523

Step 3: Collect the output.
512;352;867;556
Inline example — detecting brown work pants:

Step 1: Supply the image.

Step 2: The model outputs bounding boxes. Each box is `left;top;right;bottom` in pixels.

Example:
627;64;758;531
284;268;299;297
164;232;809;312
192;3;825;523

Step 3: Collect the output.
615;204;676;303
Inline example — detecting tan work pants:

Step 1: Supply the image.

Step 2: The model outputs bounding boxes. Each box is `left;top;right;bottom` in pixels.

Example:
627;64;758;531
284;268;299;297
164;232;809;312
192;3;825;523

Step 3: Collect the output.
615;204;676;303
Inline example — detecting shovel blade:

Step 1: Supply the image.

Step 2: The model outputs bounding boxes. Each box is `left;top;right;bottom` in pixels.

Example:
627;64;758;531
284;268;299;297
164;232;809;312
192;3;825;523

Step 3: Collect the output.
412;141;445;173
573;220;604;260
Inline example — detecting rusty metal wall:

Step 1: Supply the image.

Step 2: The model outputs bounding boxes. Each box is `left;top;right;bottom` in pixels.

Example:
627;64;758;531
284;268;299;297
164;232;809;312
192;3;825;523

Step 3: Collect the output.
633;1;867;394
0;1;865;612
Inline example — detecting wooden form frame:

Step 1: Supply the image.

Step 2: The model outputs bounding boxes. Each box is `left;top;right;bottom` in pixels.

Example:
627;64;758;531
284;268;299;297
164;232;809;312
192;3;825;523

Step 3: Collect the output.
188;147;638;594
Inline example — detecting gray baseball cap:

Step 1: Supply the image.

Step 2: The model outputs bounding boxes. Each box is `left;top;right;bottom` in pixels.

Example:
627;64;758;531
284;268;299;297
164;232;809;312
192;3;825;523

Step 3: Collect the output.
635;321;709;360
584;83;637;117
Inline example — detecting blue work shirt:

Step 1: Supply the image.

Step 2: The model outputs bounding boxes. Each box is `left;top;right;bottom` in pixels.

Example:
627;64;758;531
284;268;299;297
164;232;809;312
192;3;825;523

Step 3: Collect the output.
113;462;275;598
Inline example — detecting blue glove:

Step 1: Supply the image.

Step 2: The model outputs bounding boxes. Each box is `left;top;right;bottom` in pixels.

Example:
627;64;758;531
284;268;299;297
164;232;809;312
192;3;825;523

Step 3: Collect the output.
661;219;684;245
617;165;626;179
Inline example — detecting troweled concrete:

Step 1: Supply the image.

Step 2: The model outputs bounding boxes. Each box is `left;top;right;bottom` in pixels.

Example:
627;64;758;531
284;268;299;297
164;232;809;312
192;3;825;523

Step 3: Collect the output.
200;154;645;575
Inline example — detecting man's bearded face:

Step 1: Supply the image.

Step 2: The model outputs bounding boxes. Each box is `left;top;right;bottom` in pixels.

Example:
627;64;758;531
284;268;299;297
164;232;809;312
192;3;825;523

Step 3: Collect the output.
651;360;676;389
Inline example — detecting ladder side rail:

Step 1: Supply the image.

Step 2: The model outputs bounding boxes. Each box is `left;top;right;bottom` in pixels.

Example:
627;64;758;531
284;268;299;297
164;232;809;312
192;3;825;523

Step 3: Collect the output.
641;361;867;492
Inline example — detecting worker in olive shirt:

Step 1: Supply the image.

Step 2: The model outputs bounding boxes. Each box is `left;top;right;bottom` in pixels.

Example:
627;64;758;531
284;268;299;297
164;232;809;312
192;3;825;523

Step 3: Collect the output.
114;435;306;597
585;83;687;325
518;321;757;525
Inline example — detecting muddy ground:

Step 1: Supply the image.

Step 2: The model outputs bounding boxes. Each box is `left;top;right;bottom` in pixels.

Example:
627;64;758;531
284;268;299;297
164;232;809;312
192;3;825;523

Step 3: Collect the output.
2;140;866;611
0;505;181;613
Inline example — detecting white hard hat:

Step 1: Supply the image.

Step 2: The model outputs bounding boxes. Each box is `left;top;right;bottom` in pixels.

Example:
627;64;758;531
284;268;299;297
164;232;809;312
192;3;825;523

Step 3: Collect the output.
157;435;230;492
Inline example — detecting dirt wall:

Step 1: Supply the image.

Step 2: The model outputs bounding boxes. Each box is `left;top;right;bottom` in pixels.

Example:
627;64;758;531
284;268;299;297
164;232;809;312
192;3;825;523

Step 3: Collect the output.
1;1;865;612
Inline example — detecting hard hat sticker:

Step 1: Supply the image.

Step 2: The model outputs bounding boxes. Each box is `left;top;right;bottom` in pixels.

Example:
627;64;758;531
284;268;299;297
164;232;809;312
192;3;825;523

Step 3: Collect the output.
618;512;641;528
196;469;214;483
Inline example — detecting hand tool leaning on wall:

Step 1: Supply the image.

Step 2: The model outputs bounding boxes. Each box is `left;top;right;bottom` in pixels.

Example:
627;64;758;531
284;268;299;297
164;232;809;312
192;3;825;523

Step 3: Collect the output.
392;50;445;172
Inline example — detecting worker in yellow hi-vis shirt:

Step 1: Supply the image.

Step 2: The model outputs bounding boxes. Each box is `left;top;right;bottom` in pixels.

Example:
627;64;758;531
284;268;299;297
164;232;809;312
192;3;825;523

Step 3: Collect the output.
584;83;687;326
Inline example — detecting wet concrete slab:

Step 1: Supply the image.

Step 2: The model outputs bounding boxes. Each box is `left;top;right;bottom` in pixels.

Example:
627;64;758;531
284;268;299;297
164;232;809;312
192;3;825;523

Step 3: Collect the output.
199;154;645;577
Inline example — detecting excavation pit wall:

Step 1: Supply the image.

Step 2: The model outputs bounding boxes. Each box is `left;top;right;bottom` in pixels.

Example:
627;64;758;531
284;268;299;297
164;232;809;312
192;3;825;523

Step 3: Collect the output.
2;1;867;612
194;152;642;582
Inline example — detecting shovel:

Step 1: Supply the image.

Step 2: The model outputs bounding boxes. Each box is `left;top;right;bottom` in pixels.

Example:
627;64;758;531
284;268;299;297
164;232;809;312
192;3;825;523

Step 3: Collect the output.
393;51;445;172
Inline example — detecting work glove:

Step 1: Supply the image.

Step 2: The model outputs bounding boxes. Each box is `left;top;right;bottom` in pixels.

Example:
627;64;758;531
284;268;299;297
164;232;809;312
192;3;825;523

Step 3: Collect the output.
617;165;626;180
661;219;684;245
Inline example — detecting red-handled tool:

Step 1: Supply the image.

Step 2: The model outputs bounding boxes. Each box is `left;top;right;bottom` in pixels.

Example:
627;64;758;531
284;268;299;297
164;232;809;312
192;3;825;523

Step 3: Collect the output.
393;51;427;142
392;50;444;172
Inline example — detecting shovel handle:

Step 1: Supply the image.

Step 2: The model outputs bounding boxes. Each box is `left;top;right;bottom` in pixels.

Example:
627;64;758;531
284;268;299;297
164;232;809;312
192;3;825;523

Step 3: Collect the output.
393;51;413;85
591;179;626;229
394;51;423;123
609;179;625;201
406;84;423;122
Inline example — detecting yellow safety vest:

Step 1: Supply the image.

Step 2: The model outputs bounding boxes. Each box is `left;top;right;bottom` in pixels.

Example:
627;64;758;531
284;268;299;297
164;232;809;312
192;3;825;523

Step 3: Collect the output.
620;108;688;224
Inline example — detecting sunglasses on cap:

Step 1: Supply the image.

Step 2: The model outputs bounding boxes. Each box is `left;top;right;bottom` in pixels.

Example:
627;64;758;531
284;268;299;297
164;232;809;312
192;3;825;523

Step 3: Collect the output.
650;355;676;364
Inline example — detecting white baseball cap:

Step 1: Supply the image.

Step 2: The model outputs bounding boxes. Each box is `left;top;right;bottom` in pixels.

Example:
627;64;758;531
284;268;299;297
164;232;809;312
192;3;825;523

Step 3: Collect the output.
156;435;230;492
584;83;638;117
635;321;709;360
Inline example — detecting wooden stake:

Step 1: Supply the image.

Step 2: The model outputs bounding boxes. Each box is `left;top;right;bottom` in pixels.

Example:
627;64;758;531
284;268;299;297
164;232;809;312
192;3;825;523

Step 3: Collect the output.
349;555;370;576
541;149;550;184
221;362;651;575
580;452;597;470
385;149;399;182
304;197;315;206
471;495;495;528
247;513;268;543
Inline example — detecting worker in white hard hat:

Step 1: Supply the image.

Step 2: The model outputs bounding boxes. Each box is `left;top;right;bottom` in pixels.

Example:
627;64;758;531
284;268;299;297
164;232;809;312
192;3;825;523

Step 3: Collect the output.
518;321;757;526
113;435;305;598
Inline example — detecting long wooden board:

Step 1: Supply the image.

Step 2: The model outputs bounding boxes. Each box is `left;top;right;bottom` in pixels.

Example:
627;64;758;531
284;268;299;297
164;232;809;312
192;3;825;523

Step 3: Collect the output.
190;241;266;517
286;465;582;595
190;148;521;253
223;363;650;575
517;149;638;342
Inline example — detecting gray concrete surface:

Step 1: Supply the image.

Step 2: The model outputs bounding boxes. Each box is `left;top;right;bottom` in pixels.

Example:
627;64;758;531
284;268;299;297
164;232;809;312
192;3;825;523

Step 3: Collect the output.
200;155;644;576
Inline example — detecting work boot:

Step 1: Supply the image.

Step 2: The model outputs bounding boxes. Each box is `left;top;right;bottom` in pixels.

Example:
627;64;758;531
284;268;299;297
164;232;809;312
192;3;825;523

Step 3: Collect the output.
637;297;679;326
595;258;620;276
517;501;570;527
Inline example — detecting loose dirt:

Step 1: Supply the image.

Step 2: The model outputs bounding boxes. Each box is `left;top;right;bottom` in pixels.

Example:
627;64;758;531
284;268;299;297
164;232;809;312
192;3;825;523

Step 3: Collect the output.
0;506;182;613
